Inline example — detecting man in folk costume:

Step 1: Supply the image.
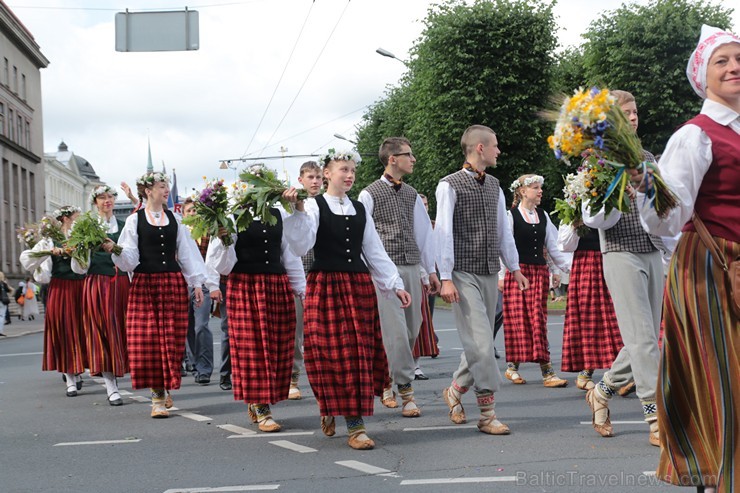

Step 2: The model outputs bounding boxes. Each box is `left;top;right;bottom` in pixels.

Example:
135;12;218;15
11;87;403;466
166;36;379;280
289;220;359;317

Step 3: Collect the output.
358;137;440;417
435;125;528;435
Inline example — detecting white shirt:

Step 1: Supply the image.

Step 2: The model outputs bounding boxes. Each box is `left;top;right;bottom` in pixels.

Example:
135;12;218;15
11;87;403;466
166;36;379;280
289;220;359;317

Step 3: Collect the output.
205;209;306;297
433;170;520;280
282;193;404;296
636;98;740;236
112;211;208;289
557;223;580;253
357;176;436;277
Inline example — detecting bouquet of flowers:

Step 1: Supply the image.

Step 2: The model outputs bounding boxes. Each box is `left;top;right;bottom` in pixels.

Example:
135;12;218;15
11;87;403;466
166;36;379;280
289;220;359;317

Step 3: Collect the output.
65;211;122;269
16;224;40;249
231;165;307;231
545;87;677;217
182;178;235;245
38;216;67;244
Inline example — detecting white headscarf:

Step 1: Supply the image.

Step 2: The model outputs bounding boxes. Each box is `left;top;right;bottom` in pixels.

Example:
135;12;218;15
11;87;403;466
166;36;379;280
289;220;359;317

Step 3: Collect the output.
686;24;740;99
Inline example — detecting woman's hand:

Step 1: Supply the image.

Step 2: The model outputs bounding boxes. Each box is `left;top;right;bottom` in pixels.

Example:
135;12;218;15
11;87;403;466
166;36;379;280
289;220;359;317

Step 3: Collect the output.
101;238;116;253
209;289;223;303
217;227;230;241
513;270;529;291
51;247;64;256
282;187;305;212
396;289;412;308
193;287;204;308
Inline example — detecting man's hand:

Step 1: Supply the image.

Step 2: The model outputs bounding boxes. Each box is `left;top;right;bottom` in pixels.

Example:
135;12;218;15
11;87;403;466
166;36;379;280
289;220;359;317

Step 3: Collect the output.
193;287;204;308
396;289;412;308
426;273;441;295
440;279;460;303
513;270;529;291
497;279;504;292
209;289;223;303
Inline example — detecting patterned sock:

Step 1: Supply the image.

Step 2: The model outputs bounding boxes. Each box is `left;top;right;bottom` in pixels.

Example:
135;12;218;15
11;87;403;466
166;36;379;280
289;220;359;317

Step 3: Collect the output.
151;388;165;400
345;416;365;436
290;371;300;386
642;399;657;424
594;377;617;402
253;404;272;422
398;383;417;410
506;362;519;372
475;390;504;427
540;362;556;378
578;369;594;380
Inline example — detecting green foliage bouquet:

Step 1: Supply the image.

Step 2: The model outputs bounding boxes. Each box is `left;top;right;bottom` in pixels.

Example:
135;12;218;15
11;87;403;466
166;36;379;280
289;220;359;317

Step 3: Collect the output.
232;165;307;231
65;211;122;269
182;178;235;246
545;87;677;218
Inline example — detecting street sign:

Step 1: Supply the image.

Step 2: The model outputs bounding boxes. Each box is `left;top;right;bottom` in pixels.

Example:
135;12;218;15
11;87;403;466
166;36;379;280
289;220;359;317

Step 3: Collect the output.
115;9;199;52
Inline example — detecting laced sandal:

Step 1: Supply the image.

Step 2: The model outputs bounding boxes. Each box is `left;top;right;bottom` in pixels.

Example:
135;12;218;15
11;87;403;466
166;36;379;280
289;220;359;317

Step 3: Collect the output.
504;368;526;384
288;383;302;400
477;415;510;435
320;416;336;437
649;430;660;447
401;398;421;418
543;375;568;388
381;387;398;408
585;389;613;437
575;378;595;391
247;404;258;424
165;392;174;409
151;400;169;419
347;431;375;450
618;381;636;397
442;387;466;424
257;417;281;433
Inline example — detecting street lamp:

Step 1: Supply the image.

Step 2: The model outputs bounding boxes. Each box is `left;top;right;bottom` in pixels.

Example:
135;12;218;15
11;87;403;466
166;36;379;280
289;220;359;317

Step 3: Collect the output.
334;133;357;145
376;47;406;65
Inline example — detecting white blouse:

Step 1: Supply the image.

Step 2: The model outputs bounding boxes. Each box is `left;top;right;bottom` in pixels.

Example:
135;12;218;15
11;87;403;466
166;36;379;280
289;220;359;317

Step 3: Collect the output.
19;237;54;284
112;211;207;288
282;194;404;296
499;209;571;279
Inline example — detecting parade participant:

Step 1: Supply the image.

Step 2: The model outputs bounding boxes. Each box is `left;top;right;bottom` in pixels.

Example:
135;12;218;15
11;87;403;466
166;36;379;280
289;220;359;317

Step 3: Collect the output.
284;149;411;450
111;172;207;418
20;206;87;396
289;160;323;400
582;90;669;446
557;224;622;390
358;137;439;417
207;197;305;433
634;25;740;492
502;175;571;388
413;194;440;379
435;124;527;435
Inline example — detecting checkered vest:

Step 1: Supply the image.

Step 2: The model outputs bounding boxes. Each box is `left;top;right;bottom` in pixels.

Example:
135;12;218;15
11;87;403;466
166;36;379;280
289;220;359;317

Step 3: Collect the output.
363;180;421;266
601;196;666;254
301;248;314;275
442;170;500;275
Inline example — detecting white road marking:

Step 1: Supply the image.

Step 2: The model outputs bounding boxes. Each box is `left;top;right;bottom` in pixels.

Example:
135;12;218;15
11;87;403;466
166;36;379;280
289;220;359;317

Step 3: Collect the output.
335;460;393;475
433;329;457;332
269;440;317;453
643;471;656;476
130;395;149;403
579;420;646;425
118;390;132;396
403;425;477;432
0;351;43;357
228;431;314;439
218;424;256;436
54;439;141;446
400;476;517;485
177;412;212;422
162;486;279;492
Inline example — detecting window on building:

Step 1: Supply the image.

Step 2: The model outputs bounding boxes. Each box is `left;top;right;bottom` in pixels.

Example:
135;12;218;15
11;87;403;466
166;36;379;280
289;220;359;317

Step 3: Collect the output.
0;103;4;136
3;58;8;86
25;120;30;148
8;108;13;141
17;115;23;147
21;74;26;100
12;66;17;93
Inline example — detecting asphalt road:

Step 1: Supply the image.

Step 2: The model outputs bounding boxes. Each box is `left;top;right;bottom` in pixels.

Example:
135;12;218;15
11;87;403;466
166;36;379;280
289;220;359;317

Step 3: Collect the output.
0;309;675;493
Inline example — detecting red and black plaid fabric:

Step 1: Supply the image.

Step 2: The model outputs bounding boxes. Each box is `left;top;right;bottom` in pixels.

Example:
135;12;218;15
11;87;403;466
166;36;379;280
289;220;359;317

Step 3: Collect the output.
503;263;550;362
413;285;439;358
303;271;389;416
561;250;623;371
196;236;209;260
43;278;87;373
83;274;130;377
126;272;188;390
226;272;296;404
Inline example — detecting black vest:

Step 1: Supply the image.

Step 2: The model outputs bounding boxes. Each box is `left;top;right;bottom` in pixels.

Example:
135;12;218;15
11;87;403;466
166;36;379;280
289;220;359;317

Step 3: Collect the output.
88;219;128;277
134;209;181;274
310;195;369;273
231;209;286;275
512;207;547;266
576;227;601;252
52;253;86;281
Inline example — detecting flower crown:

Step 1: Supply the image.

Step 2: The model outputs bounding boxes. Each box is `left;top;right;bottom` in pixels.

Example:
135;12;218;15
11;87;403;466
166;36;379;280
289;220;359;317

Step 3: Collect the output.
136;171;170;187
89;185;118;205
318;148;361;167
52;205;81;220
509;175;544;193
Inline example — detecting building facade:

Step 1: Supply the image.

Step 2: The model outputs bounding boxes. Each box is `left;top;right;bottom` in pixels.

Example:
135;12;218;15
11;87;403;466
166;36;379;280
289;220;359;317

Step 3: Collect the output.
44;141;104;215
0;2;48;278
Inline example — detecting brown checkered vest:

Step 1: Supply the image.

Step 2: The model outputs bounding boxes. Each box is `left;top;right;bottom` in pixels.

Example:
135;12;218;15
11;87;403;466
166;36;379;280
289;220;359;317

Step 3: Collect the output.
363;179;421;266
602;196;666;254
442;170;500;275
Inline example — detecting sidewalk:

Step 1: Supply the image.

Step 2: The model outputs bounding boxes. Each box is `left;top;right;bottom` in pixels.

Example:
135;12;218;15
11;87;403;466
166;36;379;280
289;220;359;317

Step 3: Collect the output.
0;313;45;339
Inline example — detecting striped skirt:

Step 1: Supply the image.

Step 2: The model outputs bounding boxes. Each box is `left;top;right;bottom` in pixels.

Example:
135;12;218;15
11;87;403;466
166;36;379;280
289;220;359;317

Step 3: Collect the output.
304;271;389;417
126;272;189;390
227;272;296;404
503;263;550;363
561;250;622;371
43;278;87;373
657;232;739;490
83;274;130;377
413;289;439;358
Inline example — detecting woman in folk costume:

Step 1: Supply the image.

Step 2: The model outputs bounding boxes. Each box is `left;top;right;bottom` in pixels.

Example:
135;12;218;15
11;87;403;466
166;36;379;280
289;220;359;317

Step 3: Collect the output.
557;224;623;390
502;175;571;387
633;25;740;493
20;206;87;397
207;201;306;433
283;149;411;450
69;186;130;406
111;172;207;418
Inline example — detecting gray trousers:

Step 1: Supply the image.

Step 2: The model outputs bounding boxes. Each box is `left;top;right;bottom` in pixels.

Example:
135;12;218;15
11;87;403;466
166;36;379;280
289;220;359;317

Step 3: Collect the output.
450;271;503;393
376;264;423;386
186;286;214;377
219;280;230;378
601;251;664;401
293;296;304;375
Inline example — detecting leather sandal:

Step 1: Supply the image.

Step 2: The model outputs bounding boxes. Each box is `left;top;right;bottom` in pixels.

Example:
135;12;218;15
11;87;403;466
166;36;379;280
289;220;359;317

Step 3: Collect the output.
586;389;613;437
401;398;421;418
288;383;302;400
320;416;336;437
543;375;568;388
247;404;258;423
477;415;510;435
504;368;526;384
618;381;636;397
442;387;466;424
257;417;281;433
575;378;595;391
347;431;375;450
381;387;398;408
165;392;174;409
649;430;660;447
151;401;169;419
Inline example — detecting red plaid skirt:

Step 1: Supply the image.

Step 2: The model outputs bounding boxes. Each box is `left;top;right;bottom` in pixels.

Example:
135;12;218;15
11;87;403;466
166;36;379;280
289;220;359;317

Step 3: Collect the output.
503;263;550;363
227;273;296;404
304;271;389;416
43;278;87;373
413;288;439;358
561;250;622;371
126;272;188;390
83;274;130;377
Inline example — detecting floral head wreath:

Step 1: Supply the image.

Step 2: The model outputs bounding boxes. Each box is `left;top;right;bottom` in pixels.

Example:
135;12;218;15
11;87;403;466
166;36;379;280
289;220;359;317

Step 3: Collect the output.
52;205;81;220
318;148;361;167
89;185;118;205
135;171;170;187
509;175;544;193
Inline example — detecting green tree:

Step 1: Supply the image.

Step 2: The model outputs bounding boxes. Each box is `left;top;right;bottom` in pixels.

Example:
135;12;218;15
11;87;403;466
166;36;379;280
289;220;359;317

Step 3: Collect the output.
582;0;733;154
552;47;587;94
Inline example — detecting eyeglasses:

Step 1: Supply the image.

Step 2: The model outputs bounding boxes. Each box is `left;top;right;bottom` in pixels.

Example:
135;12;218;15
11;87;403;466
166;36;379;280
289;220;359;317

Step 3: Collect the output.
392;152;414;159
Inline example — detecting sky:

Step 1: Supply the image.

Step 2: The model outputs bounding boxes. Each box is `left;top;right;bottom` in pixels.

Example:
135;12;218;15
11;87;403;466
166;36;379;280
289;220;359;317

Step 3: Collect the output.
7;0;739;199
